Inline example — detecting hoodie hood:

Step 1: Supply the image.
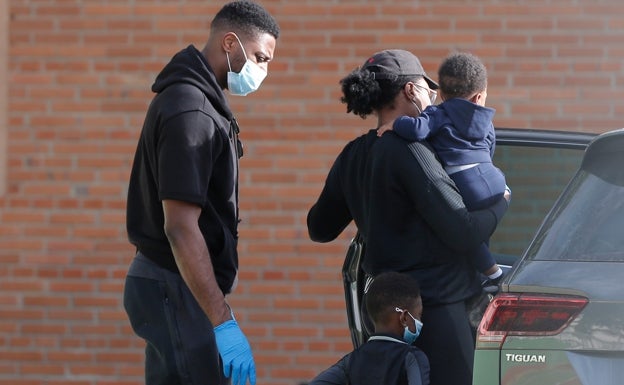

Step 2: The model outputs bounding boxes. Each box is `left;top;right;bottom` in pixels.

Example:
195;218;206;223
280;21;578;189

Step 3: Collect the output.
151;45;233;120
441;98;495;141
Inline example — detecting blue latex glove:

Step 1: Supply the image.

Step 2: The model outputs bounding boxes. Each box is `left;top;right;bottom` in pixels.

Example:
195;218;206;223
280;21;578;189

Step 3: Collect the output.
214;318;256;385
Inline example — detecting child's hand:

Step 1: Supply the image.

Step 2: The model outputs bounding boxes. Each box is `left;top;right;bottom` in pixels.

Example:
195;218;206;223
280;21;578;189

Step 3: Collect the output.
377;120;395;137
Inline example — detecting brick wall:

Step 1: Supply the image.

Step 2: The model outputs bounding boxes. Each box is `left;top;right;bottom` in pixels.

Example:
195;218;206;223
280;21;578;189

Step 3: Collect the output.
2;1;624;384
1;0;7;196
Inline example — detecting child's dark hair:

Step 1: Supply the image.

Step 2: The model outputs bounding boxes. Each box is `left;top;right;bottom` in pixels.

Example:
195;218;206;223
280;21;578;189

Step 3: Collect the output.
211;0;280;39
340;70;418;119
438;52;487;100
365;272;421;324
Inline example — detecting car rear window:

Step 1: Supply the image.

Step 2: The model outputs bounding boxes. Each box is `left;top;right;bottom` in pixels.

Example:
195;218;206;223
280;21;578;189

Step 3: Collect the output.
526;169;624;262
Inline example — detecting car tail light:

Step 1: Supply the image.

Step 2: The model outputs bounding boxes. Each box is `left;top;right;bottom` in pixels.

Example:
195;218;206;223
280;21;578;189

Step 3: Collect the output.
477;293;588;347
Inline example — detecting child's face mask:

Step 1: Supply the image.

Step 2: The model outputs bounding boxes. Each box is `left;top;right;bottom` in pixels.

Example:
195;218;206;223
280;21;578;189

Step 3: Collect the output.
396;307;423;344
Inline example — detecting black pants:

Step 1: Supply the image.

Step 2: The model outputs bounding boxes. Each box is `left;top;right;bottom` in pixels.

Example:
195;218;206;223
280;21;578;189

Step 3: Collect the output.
123;253;228;385
415;301;475;385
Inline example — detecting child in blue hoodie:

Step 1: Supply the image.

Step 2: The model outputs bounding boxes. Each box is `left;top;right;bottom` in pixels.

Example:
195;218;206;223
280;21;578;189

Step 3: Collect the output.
379;52;507;289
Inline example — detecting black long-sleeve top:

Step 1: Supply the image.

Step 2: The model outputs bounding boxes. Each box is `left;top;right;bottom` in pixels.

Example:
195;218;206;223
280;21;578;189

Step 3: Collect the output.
307;130;508;305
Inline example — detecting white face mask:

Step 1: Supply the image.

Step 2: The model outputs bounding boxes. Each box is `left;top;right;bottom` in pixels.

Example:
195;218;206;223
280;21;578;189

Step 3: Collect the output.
226;33;267;96
412;99;423;115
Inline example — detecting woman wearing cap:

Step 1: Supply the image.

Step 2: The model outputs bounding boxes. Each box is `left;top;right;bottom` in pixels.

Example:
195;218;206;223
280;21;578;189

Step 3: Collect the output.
307;49;510;385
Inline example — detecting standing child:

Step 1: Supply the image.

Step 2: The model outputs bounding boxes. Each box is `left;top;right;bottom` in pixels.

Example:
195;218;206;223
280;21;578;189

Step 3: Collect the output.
308;272;429;385
378;52;508;290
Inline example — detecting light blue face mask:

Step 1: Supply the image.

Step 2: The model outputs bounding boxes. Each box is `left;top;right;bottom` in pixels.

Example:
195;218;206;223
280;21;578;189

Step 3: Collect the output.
396;307;423;345
226;33;267;96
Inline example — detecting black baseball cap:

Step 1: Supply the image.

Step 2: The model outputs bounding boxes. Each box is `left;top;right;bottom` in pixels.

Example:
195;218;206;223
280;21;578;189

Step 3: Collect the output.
362;49;439;90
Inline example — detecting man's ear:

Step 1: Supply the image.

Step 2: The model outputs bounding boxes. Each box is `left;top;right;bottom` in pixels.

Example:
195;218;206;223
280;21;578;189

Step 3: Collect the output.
221;32;238;53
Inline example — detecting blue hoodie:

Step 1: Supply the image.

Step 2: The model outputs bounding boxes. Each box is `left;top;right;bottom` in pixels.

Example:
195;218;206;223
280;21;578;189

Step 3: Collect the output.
393;98;496;167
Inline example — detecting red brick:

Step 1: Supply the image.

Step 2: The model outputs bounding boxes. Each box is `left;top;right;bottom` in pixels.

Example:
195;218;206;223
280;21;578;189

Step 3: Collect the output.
4;1;624;384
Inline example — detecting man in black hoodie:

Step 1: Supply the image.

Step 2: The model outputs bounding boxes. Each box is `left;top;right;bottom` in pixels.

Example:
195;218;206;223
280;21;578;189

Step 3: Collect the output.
123;2;279;385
